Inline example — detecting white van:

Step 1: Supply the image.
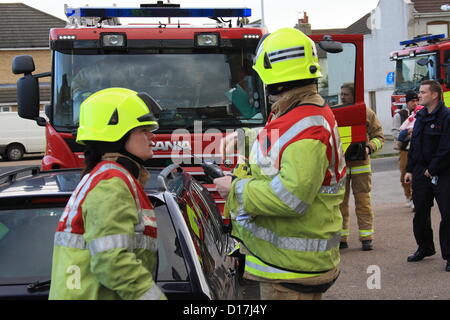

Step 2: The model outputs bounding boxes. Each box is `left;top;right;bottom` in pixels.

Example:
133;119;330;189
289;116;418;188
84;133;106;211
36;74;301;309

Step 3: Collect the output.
0;112;45;161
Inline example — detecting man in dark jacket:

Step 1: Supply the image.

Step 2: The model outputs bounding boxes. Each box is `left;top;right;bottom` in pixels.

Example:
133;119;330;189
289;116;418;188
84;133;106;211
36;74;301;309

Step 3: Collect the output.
404;80;450;272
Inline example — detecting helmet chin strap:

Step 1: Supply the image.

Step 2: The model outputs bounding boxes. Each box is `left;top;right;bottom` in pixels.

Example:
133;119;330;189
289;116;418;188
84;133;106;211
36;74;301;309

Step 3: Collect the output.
267;78;317;95
118;149;145;166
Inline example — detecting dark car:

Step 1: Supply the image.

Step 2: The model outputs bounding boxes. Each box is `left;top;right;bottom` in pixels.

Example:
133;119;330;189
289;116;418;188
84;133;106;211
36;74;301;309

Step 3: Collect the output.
0;165;239;300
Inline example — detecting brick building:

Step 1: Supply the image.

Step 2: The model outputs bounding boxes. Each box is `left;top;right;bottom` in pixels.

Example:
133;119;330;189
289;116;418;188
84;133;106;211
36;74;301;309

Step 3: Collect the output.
0;3;66;112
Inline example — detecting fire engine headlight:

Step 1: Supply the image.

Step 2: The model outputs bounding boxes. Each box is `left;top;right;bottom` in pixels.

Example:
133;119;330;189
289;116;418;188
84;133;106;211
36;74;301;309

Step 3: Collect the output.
195;33;220;47
101;33;126;48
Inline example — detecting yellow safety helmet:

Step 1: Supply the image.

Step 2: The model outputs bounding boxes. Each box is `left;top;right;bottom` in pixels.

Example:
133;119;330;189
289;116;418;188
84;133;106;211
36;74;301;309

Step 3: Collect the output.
253;28;322;85
76;87;159;144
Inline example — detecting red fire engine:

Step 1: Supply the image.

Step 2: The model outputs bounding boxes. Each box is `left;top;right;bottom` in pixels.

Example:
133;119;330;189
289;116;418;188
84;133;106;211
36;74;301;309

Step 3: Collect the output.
12;3;367;211
390;33;450;116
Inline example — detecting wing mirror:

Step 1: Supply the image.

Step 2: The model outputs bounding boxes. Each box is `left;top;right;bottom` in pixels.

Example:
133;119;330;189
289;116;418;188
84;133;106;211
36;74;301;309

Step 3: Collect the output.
318;35;343;54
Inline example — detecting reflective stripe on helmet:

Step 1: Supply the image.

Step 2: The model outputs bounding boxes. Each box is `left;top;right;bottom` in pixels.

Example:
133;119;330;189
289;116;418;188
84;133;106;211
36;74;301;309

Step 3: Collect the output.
268;46;305;64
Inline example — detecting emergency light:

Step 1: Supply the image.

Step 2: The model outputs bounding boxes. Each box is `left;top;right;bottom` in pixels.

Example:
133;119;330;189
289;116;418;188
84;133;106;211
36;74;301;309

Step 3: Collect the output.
400;34;445;46
65;7;252;19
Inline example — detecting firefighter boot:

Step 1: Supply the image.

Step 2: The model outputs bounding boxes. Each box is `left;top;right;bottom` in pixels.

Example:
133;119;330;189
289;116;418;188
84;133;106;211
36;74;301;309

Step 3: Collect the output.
362;240;373;251
339;241;349;249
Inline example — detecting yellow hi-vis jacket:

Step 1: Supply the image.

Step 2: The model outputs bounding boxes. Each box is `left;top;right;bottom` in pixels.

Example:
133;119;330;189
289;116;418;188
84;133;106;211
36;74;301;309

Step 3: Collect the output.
226;103;346;279
49;161;166;300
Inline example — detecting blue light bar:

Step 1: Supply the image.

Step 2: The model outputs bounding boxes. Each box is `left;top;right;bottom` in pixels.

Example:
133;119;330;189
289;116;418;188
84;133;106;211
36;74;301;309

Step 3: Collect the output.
400;34;445;46
66;7;252;19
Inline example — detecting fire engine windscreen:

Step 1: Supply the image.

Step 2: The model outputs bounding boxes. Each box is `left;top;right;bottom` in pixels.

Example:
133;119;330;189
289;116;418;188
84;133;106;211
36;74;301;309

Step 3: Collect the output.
394;54;437;93
52;52;265;131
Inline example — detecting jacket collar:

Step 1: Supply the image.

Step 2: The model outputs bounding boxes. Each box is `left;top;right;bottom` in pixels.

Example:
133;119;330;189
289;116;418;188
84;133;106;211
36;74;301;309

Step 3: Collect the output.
271;84;325;120
418;101;445;121
101;152;150;186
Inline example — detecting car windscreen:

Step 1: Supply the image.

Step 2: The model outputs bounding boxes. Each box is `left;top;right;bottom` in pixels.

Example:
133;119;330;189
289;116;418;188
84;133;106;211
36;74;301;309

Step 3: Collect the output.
394;54;437;93
53;51;266;131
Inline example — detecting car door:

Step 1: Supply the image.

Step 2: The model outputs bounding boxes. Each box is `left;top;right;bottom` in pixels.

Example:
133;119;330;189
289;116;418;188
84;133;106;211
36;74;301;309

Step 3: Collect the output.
175;174;239;300
0;199;66;299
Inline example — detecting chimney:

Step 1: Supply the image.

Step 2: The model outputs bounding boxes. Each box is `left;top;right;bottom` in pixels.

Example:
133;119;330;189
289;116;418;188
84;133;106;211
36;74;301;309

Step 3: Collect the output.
296;11;312;35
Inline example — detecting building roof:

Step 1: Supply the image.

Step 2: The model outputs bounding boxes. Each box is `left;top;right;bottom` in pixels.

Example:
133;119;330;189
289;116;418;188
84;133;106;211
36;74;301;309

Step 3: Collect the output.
345;13;372;34
311;28;346;35
0;3;66;49
312;13;372;35
412;0;450;13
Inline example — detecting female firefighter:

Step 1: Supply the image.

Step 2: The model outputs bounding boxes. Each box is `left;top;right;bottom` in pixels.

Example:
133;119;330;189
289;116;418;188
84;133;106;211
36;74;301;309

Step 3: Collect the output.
214;28;346;300
49;88;166;300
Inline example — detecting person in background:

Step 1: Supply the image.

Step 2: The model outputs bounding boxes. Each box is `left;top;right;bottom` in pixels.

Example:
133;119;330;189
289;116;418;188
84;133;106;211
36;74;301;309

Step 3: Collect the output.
392;91;419;210
339;104;384;251
404;80;450;272
340;83;355;105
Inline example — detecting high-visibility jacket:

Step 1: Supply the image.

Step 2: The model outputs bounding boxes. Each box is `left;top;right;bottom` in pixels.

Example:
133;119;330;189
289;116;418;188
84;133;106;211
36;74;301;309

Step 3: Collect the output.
227;103;346;277
49;161;166;300
346;107;384;175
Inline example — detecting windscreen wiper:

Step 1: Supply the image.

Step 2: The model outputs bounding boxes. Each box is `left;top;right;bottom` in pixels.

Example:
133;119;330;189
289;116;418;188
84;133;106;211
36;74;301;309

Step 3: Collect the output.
27;280;51;292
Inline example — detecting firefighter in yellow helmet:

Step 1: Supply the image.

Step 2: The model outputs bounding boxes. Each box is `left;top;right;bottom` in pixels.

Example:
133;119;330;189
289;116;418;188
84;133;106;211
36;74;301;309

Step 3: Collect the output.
214;28;346;300
49;88;166;300
338;83;384;251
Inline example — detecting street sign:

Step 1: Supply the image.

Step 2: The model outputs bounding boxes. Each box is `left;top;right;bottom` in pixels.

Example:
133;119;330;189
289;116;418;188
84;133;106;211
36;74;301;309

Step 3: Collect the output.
386;71;395;85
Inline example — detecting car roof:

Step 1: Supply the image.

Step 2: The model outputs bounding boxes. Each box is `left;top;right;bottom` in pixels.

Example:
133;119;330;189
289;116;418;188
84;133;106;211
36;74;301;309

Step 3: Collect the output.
0;166;166;198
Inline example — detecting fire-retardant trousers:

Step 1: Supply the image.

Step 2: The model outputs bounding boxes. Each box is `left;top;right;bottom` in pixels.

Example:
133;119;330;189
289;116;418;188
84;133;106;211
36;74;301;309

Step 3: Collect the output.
260;283;323;300
340;170;374;242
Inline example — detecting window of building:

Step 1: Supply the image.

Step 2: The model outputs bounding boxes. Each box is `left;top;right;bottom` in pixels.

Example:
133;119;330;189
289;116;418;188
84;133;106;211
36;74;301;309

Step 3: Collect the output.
0;106;11;112
427;21;449;37
369;91;377;114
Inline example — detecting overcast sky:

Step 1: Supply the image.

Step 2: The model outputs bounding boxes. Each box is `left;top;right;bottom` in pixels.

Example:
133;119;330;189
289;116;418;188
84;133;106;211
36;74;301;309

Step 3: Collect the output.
0;0;380;31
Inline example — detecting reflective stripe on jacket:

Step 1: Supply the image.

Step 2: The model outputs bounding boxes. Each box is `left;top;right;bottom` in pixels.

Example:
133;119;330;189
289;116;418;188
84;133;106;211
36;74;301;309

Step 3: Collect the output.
49;161;165;300
227;104;345;276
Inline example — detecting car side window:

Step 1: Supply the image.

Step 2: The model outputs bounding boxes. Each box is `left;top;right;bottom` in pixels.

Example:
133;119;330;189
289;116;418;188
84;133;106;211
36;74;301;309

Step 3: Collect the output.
0;207;63;284
153;201;189;282
190;181;225;254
